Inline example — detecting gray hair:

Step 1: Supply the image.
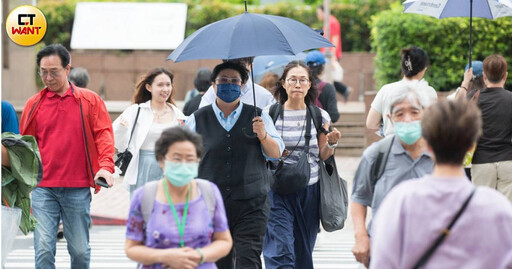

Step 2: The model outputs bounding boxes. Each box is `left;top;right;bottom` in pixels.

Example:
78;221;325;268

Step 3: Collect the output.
69;67;90;88
389;85;425;115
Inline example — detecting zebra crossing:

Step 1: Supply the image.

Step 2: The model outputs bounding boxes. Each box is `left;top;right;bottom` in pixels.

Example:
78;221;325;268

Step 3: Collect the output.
5;225;360;269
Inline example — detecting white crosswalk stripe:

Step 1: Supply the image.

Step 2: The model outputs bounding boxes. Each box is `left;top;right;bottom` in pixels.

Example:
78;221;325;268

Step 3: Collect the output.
5;226;361;268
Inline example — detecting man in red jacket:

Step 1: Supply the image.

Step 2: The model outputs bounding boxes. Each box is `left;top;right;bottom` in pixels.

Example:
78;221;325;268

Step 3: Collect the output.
19;44;115;268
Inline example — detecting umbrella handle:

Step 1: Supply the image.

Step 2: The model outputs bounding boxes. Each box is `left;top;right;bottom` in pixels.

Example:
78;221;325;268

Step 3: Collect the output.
242;128;258;139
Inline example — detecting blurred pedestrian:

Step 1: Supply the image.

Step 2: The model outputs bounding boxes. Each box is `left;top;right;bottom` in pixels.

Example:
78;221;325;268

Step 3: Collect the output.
68;67;90;88
351;86;434;268
125;126;232;269
259;72;279;96
366;46;437;136
448;60;485;100
186;61;284;268
183;68;212;116
447;60;485;180
199;57;275;109
370;99;512;268
305;50;340;123
469;54;512;202
1;101;19;134
263;61;340;268
113;68;186;194
316;4;342;61
19;44;115;268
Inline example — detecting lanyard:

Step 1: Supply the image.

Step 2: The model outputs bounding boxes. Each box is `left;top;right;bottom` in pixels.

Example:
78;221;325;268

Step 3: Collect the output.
163;181;190;248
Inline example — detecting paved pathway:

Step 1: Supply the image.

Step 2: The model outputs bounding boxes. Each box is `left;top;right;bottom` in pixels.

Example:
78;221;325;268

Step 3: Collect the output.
5;225;360;269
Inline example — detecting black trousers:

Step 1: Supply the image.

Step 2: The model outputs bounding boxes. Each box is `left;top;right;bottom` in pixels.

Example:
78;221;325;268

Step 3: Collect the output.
216;194;270;269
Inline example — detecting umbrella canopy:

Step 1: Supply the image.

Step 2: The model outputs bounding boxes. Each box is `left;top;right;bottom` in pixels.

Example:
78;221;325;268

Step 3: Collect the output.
252;53;307;83
403;0;512;66
167;12;333;62
167;7;333;119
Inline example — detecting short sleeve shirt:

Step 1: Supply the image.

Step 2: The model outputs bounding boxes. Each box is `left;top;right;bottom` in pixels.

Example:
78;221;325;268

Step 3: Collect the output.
351;137;434;235
263;106;331;185
126;180;229;269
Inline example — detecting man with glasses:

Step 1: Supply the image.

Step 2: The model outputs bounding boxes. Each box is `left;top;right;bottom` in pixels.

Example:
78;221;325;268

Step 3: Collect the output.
19;44;115;268
199;57;276;109
186;61;284;269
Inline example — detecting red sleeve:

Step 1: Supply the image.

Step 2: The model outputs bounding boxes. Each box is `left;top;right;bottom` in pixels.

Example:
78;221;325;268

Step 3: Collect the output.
91;94;115;173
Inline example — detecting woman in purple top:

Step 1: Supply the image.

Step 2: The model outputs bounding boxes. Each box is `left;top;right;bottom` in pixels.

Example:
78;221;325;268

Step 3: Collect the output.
370;100;512;268
125;126;232;269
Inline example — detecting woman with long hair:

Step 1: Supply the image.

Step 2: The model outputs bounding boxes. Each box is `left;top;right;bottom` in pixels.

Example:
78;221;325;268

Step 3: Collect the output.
113;68;186;194
263;61;341;268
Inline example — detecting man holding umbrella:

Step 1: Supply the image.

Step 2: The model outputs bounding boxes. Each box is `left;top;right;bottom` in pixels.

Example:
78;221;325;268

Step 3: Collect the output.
199;57;275;109
186;61;284;269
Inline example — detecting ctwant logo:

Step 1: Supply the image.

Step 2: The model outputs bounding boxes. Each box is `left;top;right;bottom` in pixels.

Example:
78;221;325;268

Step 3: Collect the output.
6;5;47;46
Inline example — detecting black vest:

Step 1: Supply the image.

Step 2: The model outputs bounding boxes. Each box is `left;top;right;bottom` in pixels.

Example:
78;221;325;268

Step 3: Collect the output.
195;103;271;200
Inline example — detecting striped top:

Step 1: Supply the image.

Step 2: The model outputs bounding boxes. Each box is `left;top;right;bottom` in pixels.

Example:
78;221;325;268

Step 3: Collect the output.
264;107;331;185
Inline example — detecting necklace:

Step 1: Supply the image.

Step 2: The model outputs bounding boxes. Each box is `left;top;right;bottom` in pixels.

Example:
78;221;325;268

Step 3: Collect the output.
153;106;170;119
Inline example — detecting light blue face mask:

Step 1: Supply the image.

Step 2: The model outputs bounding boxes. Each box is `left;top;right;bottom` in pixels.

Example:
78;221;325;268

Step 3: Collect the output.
216;83;241;103
164;161;199;187
394;120;422;145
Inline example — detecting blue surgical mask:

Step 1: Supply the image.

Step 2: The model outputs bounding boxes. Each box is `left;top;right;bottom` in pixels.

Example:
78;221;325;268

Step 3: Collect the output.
394;120;422;145
216;83;241;103
164;161;199;187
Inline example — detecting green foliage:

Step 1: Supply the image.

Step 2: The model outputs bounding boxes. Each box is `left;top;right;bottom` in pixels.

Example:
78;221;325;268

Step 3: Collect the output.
38;0;395;53
371;3;512;91
39;1;76;48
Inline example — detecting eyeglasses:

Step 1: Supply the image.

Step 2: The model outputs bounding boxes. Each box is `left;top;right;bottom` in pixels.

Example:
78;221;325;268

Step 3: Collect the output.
215;77;242;85
286;78;310;86
38;68;64;79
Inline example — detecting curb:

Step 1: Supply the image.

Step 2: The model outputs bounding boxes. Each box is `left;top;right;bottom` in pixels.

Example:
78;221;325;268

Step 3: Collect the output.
91;215;127;226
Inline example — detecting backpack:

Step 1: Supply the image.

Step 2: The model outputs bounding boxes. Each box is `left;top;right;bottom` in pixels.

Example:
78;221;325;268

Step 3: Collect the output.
314;81;327;109
140;179;216;239
369;135;395;188
268;103;329;136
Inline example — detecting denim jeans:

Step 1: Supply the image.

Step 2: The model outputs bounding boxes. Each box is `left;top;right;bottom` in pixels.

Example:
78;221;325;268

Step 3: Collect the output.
32;187;91;269
263;183;320;269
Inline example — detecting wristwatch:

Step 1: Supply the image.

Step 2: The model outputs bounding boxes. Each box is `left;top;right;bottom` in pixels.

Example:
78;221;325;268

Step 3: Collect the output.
327;141;338;149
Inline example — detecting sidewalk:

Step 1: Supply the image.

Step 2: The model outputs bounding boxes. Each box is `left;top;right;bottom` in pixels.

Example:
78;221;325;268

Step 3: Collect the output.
90;156;362;226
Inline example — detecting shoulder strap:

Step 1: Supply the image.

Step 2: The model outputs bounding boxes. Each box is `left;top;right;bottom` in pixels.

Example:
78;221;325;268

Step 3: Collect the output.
196;179;216;220
269;103;282;124
127;106;141;147
141;180;159;224
370;135;395;187
307;105;329;135
413;187;477;269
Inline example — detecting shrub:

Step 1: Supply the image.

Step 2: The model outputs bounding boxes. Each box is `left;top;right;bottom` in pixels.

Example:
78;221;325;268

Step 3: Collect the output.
371;3;512;91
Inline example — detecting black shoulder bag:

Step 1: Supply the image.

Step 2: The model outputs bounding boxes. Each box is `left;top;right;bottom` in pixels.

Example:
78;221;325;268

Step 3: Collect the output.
271;106;313;195
115;107;141;176
413;187;477;269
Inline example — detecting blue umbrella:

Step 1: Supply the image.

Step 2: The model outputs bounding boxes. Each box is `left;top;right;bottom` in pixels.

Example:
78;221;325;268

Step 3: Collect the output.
167;2;333;116
403;0;512;67
253;53;307;83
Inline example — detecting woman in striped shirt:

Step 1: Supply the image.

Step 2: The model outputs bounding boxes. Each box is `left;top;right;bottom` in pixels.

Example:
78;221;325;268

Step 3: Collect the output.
263;61;341;269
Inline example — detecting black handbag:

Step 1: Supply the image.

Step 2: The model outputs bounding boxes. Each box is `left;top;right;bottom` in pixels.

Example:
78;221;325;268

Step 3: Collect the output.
115;107;140;176
271;107;313;195
318;155;348;232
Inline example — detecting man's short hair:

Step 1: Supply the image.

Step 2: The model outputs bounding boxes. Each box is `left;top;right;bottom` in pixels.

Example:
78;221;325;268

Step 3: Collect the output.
69;67;90;88
36;44;70;68
422;99;482;165
194;68;212;93
483;54;507;84
389;86;424;115
211;61;249;85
